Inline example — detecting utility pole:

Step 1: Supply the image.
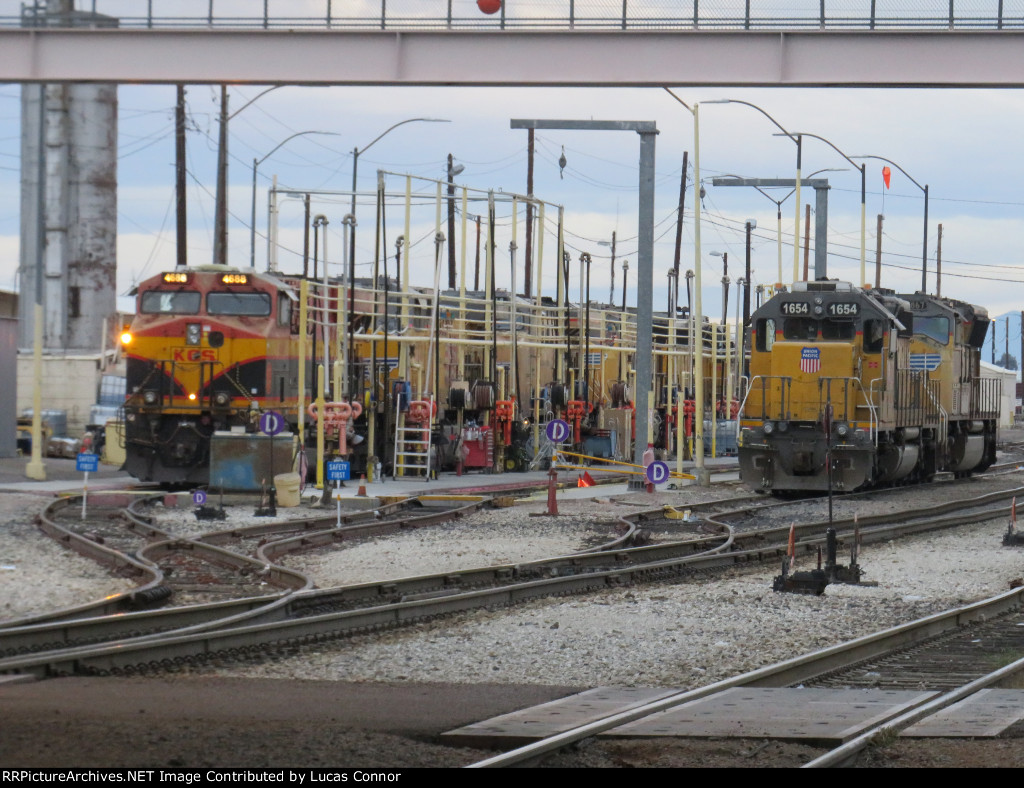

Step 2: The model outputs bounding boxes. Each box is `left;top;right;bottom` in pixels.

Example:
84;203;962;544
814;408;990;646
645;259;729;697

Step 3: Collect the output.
524;129;535;298
935;223;942;296
744;220;753;367
672;152;689;310
213;85;228;265
447;153;457;289
874;214;884;289
175;85;187;269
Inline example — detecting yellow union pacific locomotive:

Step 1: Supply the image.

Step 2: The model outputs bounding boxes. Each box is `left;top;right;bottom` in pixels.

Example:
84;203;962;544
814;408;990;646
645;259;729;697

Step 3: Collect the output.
738;280;998;493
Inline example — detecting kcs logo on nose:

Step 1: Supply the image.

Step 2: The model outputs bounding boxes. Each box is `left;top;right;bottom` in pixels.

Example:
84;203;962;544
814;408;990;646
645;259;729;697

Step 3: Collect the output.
173;348;217;362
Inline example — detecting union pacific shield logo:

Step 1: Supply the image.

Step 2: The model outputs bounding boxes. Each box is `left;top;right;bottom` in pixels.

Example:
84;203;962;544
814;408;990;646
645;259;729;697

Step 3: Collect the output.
909;353;941;371
800;347;821;373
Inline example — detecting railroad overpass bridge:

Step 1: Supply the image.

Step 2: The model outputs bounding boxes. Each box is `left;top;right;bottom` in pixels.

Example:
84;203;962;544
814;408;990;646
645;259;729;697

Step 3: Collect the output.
2;1;1024;87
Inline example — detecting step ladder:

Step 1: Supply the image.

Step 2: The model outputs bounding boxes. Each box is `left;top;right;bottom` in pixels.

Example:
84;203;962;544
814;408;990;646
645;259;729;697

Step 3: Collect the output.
392;394;433;480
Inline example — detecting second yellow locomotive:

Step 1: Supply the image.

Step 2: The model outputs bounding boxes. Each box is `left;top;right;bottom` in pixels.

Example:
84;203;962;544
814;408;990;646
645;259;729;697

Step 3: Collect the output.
738;280;998;493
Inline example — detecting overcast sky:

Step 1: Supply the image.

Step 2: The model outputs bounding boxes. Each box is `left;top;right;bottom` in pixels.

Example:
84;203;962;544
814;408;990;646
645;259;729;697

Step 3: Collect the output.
3;84;1021;311
0;4;1022;364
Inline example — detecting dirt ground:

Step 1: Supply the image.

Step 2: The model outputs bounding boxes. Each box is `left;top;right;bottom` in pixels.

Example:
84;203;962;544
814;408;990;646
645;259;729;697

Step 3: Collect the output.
2;676;1023;768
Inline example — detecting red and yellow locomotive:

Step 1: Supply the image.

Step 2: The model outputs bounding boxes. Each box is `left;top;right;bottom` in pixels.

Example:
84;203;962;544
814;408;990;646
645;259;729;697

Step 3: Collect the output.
120;265;307;484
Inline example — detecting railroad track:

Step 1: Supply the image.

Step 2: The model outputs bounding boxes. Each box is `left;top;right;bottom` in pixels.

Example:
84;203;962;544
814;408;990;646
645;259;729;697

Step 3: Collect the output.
4;476;1024;680
466;587;1024;768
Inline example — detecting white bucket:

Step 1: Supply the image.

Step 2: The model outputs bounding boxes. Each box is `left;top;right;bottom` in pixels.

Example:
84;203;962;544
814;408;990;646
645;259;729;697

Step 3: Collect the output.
274;472;301;507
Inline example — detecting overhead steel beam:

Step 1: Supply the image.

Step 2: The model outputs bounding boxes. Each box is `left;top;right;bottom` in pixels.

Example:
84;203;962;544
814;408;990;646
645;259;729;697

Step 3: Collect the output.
512;118;658;466
3;29;1024;86
713;177;831;280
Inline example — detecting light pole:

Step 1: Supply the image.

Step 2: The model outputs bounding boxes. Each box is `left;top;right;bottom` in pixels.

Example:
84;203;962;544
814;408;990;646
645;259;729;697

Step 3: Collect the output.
663;88;708;484
713;167;844;286
704;99;802;285
619;259;629;380
787;132;867;288
214;85;291;265
251;130;338;269
349;118;450;296
851;154;929;293
743;220;756;377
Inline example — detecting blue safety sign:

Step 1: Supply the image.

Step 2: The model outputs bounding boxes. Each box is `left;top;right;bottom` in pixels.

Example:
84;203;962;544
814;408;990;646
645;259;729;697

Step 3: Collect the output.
192;490;207;506
326;460;351;481
646;460;670;486
545;419;571;443
76;453;99;473
259;410;286;436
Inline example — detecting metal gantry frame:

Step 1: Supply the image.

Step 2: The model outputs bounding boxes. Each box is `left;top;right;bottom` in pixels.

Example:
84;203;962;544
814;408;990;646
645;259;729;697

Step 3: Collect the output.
280;170;729;478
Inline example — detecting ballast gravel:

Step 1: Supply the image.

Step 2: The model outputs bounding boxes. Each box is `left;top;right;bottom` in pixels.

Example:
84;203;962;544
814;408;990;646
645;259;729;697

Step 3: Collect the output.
6;472;1024;687
8;476;1021;690
5;473;1024;768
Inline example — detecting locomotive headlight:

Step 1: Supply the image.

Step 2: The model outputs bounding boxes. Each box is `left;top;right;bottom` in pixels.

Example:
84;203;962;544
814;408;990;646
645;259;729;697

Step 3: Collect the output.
120;331;132;345
185;323;202;346
836;423;850;438
213;391;231;407
763;421;775;435
188;393;197;401
142;389;159;406
776;420;789;433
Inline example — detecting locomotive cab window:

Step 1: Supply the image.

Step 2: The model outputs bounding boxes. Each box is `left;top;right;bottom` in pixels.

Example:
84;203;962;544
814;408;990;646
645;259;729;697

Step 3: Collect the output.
914;315;950;345
820;320;855;340
755;318;776;352
863;319;885;353
207;291;272;316
141;290;201;314
783;317;818;340
277;292;293;328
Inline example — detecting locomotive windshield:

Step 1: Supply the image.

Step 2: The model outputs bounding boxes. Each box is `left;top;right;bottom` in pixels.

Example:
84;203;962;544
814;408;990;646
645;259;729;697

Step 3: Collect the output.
207;291;272;316
140;290;201;314
913;315;950;345
781;317;856;341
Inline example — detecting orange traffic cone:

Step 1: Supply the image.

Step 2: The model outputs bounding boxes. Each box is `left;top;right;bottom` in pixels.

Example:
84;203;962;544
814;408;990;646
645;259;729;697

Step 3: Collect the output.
357;474;367;497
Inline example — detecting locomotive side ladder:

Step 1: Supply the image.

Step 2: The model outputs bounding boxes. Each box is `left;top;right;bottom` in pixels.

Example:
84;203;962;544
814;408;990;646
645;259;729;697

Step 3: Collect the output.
392;393;433;480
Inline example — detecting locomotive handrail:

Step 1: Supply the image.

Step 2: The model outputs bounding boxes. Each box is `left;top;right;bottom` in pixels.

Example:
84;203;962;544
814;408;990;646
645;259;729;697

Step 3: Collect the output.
738;375;792;423
819;375;878;443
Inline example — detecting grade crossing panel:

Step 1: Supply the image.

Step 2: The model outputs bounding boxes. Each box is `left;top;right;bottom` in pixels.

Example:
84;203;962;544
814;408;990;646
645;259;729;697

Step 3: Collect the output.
444;686;939;746
608;687;937;744
902;689;1024;738
441;687;679;748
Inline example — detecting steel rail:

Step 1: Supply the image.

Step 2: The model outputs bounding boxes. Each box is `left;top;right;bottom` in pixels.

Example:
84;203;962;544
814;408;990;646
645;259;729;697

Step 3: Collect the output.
4;476;1022;677
468;585;1024;767
0;494;492;654
3;485;1016;679
804;653;1024;768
